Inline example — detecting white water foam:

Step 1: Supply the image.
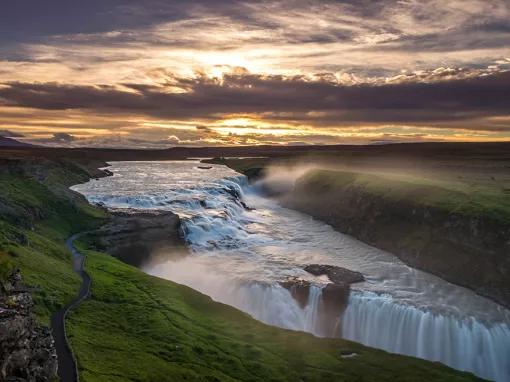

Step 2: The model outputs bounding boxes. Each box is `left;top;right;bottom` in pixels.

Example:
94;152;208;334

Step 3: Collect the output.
343;292;510;382
72;161;510;381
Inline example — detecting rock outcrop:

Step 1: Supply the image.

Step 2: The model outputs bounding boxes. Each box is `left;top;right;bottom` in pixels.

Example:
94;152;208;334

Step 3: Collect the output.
0;270;57;381
280;278;351;337
304;264;365;285
281;265;364;311
279;279;311;308
95;209;186;267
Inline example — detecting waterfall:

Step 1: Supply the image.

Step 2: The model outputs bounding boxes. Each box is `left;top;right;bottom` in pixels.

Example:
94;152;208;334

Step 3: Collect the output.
343;291;510;381
158;257;510;381
219;280;510;381
148;257;338;337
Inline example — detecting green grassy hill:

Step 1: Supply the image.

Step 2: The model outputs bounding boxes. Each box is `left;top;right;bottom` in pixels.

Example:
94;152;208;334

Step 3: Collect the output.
0;155;482;381
0;157;108;321
298;169;510;224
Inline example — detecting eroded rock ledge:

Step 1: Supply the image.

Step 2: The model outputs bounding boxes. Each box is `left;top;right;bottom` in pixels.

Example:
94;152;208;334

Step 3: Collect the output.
0;270;57;382
95;209;186;267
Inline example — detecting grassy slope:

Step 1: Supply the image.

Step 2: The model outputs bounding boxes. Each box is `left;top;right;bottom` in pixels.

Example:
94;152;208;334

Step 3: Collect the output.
299;169;510;224
0;156;481;381
0;158;108;323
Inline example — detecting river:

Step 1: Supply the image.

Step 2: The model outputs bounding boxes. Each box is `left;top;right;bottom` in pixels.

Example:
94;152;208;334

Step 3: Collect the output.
72;160;510;381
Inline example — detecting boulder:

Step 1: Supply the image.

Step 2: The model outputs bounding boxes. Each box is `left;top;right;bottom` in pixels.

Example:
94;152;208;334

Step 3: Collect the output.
304;264;364;285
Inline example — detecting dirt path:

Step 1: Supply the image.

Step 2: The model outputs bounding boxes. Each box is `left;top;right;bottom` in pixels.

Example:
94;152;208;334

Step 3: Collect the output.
50;234;91;382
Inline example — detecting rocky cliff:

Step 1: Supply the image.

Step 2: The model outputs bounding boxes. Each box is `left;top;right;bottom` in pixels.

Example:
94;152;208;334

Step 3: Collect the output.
93;209;186;267
0;270;57;381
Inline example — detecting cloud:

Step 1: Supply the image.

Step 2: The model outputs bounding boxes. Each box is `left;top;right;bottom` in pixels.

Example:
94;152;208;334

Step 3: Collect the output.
166;135;180;144
0;0;191;44
23;132;77;147
1;69;509;131
1;0;509;83
1;1;509;146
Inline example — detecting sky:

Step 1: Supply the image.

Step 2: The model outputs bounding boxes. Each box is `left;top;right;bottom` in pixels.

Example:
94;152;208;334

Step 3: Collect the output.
0;0;509;147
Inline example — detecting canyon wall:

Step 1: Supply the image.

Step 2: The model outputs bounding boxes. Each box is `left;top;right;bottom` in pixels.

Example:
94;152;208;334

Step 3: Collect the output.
279;170;510;308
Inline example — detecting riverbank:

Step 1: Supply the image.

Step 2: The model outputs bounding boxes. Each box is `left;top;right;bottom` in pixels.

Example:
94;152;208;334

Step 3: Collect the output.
0;153;482;381
208;154;510;308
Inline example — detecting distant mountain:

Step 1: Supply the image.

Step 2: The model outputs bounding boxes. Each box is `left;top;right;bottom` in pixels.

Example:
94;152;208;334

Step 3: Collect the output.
0;136;34;147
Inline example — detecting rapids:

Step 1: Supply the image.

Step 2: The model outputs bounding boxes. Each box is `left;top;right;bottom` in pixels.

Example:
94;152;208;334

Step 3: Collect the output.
72;161;510;381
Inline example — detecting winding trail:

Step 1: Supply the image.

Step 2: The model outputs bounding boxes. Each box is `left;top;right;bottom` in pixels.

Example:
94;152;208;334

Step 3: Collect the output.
50;233;91;382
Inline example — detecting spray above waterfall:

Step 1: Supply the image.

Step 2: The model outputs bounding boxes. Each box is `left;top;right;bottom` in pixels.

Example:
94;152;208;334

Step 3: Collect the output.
72;160;510;382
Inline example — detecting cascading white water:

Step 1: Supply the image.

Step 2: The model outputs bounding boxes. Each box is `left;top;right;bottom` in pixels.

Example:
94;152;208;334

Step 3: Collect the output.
343;292;510;382
72;161;510;381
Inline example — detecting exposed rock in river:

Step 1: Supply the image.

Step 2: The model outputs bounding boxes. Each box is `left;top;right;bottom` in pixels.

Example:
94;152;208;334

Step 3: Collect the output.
0;270;57;381
96;209;186;267
279;279;311;308
319;283;350;337
304;264;365;285
280;279;350;337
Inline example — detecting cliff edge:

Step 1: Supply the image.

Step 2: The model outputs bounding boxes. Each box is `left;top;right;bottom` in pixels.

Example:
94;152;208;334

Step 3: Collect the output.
282;169;510;308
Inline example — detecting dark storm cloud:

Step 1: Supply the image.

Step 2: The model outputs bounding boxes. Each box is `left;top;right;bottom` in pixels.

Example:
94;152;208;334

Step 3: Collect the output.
1;71;509;130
